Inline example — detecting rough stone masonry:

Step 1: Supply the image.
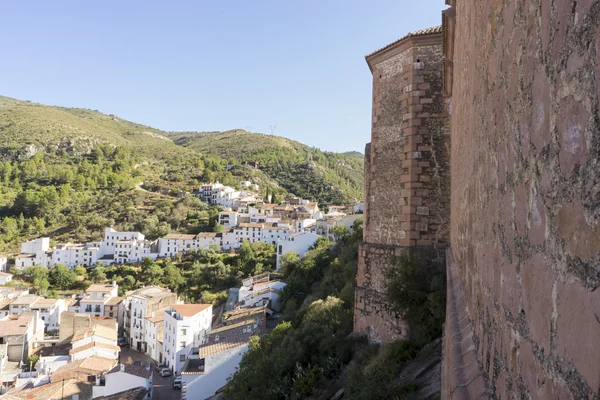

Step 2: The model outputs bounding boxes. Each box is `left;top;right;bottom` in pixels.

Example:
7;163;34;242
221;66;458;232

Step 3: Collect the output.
354;27;451;343
444;0;600;398
356;0;600;398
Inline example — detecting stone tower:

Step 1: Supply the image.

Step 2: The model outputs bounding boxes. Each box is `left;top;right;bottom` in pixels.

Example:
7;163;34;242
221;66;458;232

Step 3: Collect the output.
354;26;450;343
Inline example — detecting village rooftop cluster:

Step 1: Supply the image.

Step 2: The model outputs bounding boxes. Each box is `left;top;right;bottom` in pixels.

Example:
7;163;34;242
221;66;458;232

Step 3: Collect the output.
0;272;283;399
2;181;362;273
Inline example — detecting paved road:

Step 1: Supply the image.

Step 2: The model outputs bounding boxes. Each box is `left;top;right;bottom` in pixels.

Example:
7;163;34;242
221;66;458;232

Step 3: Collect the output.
152;370;181;400
120;347;181;400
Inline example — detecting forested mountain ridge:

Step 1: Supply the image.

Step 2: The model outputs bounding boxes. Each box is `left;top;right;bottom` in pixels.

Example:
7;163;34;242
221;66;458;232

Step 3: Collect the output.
169;130;364;204
0;96;363;252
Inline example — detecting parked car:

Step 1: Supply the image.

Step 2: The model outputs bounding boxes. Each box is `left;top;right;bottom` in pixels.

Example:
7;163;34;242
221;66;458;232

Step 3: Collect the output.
172;376;182;390
155;364;167;373
159;367;172;377
117;337;127;347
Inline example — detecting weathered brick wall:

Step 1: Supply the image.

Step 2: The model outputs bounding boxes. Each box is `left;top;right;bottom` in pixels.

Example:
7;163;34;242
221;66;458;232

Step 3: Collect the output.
364;33;449;249
355;29;451;342
446;0;600;398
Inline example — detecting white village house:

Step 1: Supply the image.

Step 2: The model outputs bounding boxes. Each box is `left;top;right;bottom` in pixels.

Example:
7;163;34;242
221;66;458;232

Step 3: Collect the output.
276;232;321;270
0;271;12;285
181;305;267;400
163;303;213;375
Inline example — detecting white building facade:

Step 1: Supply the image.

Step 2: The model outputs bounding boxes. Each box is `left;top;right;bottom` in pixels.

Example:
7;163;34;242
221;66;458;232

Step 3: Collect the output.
163;304;212;374
276;232;321;270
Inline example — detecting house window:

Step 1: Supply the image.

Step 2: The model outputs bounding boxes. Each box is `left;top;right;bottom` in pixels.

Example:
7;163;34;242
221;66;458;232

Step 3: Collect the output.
181;329;186;336
180;354;186;362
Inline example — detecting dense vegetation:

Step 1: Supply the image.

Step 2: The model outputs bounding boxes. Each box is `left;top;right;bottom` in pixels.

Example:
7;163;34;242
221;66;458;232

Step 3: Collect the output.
0;96;363;252
225;219;446;400
224;220;362;399
10;239;277;304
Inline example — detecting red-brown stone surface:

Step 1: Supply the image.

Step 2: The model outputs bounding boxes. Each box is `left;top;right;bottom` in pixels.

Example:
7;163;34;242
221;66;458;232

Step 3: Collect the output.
556;282;600;393
355;28;450;343
445;0;600;398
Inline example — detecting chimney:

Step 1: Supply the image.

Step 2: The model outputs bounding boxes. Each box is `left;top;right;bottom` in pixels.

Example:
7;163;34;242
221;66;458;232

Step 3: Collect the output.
112;281;117;287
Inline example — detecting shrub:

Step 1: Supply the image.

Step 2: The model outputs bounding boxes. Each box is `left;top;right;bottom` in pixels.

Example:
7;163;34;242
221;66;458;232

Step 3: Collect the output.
384;252;446;343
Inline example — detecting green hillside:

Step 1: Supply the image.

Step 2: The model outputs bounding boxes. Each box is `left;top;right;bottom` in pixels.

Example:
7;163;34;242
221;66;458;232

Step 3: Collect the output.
169;130;364;204
0;96;187;158
0;96;363;252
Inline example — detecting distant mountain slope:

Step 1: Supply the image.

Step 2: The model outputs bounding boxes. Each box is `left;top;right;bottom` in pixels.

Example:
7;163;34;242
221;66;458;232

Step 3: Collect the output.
0;96;190;159
0;96;364;252
344;151;364;159
0;96;363;205
169;130;364;204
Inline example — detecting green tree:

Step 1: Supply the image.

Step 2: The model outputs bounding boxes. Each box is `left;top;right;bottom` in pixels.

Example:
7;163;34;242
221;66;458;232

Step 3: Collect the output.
331;225;350;241
163;262;184;291
212;222;224;233
279;251;300;274
88;265;107;283
385;252;446;342
74;266;87;276
140;257;163;285
48;264;77;290
122;275;136;288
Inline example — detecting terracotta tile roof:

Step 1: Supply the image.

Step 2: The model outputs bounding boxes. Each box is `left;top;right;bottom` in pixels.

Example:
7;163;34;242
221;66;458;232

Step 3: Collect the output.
72;324;117;343
86;283;116;292
96;386;148;400
104;296;123;306
262;225;288;231
238;223;263;229
0;298;13;311
0;319;30;336
32;298;60;307
69;341;120;355
170;304;212;317
197;314;266;359
71;328;93;343
217;305;266;330
196;332;251;358
145;291;177;304
145;307;169;323
3;378;93;400
11;294;41;305
108;362;152;379
50;356;117;383
16;254;35;258
163;233;196;240
195;232;218;238
366;25;443;58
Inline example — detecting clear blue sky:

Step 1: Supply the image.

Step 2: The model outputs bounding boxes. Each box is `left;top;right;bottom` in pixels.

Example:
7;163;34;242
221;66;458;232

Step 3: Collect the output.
0;1;446;153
